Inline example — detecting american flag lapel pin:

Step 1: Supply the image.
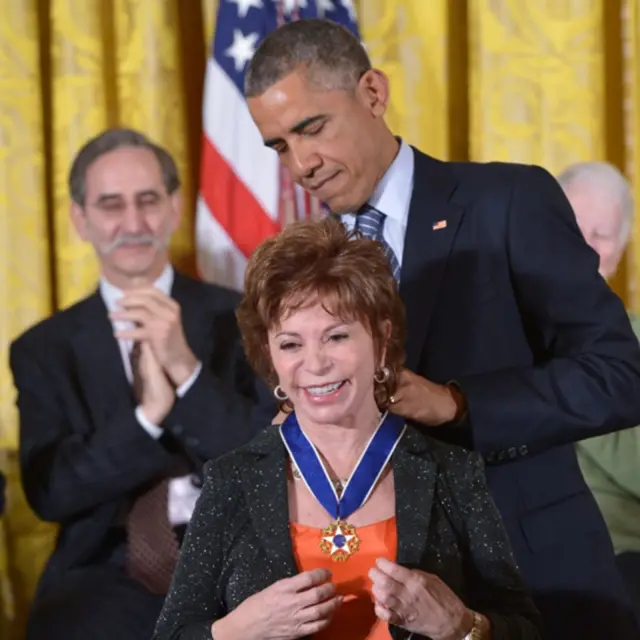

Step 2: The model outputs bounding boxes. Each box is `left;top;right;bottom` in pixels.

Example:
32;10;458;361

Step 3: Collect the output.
432;219;447;231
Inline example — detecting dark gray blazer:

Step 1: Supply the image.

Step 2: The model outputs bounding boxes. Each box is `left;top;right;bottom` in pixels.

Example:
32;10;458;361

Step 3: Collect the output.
154;424;542;639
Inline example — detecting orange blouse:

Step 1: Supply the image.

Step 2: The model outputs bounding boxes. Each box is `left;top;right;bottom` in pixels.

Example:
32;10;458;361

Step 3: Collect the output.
290;517;397;640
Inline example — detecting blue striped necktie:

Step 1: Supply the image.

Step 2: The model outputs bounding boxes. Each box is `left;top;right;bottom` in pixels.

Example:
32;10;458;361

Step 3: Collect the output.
355;205;401;281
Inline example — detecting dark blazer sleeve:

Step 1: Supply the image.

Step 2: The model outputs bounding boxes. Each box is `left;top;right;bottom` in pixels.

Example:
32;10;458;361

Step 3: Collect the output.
10;338;175;522
456;165;640;456
158;315;277;464
154;460;230;640
443;454;542;638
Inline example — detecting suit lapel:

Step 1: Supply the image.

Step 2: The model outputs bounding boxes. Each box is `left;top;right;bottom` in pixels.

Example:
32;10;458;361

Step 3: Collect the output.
400;150;464;371
71;292;132;422
240;431;299;577
392;427;438;569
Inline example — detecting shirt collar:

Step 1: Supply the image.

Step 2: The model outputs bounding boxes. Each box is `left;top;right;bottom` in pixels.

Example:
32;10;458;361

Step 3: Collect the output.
366;138;414;226
99;264;174;313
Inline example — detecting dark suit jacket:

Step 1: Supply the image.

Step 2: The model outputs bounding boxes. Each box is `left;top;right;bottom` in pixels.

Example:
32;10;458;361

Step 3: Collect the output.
9;272;276;593
154;425;542;640
401;149;640;633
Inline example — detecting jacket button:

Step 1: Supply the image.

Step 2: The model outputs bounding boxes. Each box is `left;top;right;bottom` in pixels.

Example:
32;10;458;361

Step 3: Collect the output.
508;447;517;459
497;450;506;461
518;445;529;457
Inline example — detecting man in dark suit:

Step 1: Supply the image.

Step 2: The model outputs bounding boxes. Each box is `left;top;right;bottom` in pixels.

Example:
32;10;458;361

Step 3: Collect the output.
243;18;640;639
10;128;275;640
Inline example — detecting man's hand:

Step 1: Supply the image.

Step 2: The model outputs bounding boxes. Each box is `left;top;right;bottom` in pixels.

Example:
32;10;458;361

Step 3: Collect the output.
138;341;175;424
389;369;464;427
111;288;199;387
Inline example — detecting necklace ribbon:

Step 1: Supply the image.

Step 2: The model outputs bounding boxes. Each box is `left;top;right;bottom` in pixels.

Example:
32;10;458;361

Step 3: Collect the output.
280;411;405;561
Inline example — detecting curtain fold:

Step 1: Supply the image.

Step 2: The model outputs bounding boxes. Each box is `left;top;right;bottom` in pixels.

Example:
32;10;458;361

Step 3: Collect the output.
0;2;52;450
623;0;639;310
51;0;110;308
113;0;195;271
468;0;607;166
1;5;55;634
358;0;455;160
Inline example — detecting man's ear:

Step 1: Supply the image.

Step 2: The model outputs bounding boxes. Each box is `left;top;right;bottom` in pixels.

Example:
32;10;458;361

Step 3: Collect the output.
70;202;90;241
358;68;391;118
168;190;183;234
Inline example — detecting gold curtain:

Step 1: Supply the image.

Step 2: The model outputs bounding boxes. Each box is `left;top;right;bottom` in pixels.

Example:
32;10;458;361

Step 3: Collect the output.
1;5;54;635
623;0;639;310
1;0;639;636
468;0;630;298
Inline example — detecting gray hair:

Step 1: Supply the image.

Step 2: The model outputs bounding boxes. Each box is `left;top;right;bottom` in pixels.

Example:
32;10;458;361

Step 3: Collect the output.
244;18;371;98
557;161;634;245
68;128;180;206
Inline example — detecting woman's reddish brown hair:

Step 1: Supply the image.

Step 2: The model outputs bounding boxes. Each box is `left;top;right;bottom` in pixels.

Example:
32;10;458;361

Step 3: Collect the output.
235;216;405;409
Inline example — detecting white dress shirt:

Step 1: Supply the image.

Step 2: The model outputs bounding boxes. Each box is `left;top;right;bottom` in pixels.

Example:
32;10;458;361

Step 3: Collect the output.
100;265;201;525
341;139;415;269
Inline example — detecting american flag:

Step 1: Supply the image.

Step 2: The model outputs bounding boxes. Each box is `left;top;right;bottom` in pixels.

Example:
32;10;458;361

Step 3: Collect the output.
196;0;360;290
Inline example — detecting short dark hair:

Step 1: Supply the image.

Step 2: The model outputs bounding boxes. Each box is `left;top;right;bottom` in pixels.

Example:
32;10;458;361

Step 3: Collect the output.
68;128;180;206
236;216;405;410
244;18;371;98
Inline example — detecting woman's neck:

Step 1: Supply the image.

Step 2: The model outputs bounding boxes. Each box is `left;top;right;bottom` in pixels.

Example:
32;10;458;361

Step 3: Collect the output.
297;405;383;478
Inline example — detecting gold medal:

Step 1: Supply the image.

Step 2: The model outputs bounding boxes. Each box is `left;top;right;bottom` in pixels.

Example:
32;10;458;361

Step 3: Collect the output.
319;519;360;562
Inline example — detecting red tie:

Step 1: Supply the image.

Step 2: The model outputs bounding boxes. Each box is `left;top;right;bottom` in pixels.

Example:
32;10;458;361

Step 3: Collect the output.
125;341;180;594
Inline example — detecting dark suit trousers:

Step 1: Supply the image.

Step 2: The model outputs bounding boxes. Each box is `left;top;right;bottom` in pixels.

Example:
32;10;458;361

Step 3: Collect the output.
26;567;165;640
498;508;639;638
26;526;186;640
617;552;640;626
518;543;639;639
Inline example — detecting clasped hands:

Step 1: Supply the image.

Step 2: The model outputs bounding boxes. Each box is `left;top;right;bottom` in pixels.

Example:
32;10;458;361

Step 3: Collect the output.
212;561;471;640
109;288;198;424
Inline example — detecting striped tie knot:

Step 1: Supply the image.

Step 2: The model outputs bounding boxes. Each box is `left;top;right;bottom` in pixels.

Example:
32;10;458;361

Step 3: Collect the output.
355;205;401;281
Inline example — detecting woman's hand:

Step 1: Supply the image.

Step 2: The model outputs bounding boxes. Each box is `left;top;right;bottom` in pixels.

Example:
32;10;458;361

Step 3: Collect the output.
212;568;341;640
370;558;474;640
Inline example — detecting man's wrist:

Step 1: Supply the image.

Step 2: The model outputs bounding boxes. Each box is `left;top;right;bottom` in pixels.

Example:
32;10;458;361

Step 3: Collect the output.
428;382;466;426
139;402;171;426
445;381;468;425
166;353;199;388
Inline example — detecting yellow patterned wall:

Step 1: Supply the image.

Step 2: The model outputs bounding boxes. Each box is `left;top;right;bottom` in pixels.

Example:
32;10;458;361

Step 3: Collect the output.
1;0;640;636
623;0;639;310
51;0;107;308
0;6;53;633
469;1;607;167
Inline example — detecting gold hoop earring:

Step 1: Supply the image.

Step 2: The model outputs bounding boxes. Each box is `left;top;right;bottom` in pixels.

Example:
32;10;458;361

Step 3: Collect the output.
273;385;288;401
374;366;390;384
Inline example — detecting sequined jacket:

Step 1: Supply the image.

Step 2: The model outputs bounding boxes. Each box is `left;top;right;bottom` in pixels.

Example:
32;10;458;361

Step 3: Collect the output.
154;425;542;639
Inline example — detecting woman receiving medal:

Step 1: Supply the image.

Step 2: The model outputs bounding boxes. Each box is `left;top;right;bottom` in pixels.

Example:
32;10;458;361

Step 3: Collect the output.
154;218;542;640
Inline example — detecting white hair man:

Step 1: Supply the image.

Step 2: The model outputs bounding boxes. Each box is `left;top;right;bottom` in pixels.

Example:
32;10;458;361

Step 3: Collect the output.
559;160;640;624
557;161;633;278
